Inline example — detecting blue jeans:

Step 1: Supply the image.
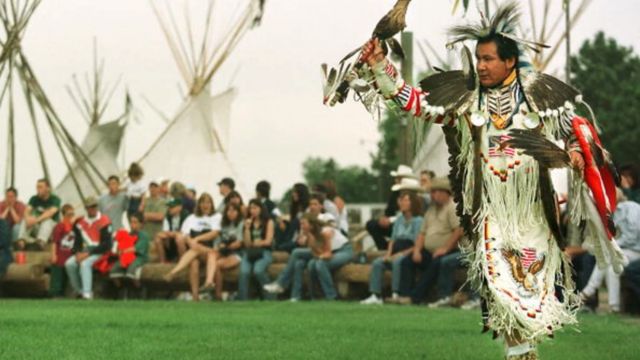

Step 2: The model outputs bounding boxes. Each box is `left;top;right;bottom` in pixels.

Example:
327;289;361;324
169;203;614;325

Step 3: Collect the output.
238;250;273;300
65;254;101;296
276;247;312;300
308;244;353;300
400;250;461;303
625;259;640;299
369;254;406;295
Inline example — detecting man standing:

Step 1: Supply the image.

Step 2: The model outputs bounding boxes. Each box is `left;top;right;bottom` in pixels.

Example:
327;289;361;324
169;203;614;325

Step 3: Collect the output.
217;177;235;213
396;178;463;306
143;180;168;243
17;179;61;249
0;187;26;243
99;175;128;231
65;197;111;299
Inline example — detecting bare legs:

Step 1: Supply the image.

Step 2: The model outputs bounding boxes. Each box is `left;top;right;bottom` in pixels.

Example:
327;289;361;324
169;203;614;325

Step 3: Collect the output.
202;253;240;299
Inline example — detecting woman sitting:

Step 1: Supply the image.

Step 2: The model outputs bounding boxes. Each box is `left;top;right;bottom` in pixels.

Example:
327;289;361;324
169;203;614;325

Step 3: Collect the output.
163;193;221;301
307;213;353;300
238;199;275;300
199;203;244;299
361;191;423;305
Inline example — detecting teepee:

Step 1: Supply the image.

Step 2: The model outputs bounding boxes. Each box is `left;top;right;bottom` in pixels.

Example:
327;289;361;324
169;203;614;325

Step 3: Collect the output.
138;0;261;195
55;44;132;206
0;0;107;205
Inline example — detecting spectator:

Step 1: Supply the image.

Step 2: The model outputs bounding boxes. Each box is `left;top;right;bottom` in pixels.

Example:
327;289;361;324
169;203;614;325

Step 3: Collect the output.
361;190;423;305
16;178;61;250
110;212;150;297
238;199;275;300
125;162;146;217
312;183;340;224
256;180;280;218
365;164;417;250
307;194;325;216
163;193;221;301
0;219;11;278
49;204;75;297
65;197;112;300
142;179;169;242
625;259;640;300
619;164;640;204
158;178;171;199
217;177;235;213
396;178;463;306
99;175;128;231
264;214;315;301
184;185;197;213
170;182;195;215
0;187;26;243
154;198;190;263
581;188;640;312
419;170;435;210
200;203;244;299
307;213;353;300
322;180;350;236
225;190;248;218
274;183;310;252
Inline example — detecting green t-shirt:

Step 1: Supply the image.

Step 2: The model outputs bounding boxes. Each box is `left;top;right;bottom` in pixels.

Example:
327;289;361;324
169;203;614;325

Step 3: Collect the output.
143;197;168;239
28;194;62;222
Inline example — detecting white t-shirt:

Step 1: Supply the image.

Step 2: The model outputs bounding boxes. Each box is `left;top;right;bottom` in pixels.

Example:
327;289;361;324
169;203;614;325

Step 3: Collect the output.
126;180;147;198
322;226;348;251
181;213;222;236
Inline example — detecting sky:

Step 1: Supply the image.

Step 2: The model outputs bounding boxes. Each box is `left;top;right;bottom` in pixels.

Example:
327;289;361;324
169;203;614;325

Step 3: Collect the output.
4;0;640;201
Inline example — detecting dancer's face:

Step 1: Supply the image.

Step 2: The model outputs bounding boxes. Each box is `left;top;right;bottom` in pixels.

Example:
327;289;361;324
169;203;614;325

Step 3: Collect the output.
476;41;515;88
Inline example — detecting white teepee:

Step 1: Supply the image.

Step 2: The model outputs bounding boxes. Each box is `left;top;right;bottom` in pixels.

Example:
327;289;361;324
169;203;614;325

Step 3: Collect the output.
138;0;261;195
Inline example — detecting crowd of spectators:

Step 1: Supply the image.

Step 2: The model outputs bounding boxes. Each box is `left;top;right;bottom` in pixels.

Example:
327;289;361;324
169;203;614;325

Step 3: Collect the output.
0;161;639;311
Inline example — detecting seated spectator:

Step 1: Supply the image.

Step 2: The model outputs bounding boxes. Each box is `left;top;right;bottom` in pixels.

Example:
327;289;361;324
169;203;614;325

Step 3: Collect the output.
49;204;75;297
0;219;11;278
625;259;640;300
154;199;190;263
264;214;315;301
0;187;26;243
99;175;128;231
619;164;640;204
307;213;353;300
199;203;244;299
396;178;463;306
217;177;235;213
16;179;61;250
361;190;423;305
142;179;169;243
365;165;417;250
238;199;275;300
225;190;248;218
581;188;640;312
274;183;310;253
125;162;146;217
170;181;195;215
65;197;112;300
163;193;221;301
256;180;280;219
419;170;435;211
312;183;340;224
110;212;150;297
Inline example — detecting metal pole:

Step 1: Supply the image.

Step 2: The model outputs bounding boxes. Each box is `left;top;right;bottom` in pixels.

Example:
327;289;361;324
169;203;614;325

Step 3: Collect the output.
564;0;571;84
400;31;414;165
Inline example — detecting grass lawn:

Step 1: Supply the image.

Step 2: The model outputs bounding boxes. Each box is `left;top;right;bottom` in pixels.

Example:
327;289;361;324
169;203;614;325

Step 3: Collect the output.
0;300;637;359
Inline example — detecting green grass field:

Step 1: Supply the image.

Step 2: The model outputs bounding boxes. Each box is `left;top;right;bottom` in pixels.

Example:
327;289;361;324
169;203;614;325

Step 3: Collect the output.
0;300;637;359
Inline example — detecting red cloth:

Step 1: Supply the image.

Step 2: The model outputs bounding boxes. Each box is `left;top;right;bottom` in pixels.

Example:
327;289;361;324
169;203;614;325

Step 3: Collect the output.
51;221;74;267
114;229;138;268
572;116;618;240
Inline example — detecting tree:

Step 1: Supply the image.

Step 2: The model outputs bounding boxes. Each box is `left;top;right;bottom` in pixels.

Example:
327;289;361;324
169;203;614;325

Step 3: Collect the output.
571;32;640;165
370;109;403;201
301;157;379;203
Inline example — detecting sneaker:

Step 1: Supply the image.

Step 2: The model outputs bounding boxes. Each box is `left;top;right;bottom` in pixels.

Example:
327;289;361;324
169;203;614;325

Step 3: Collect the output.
289;298;300;303
199;283;215;293
461;298;481;310
427;296;452;308
360;294;383;305
81;292;93;300
263;282;285;294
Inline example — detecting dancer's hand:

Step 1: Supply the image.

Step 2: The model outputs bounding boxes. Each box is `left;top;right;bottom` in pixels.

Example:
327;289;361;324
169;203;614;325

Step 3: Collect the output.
360;38;386;67
569;150;585;171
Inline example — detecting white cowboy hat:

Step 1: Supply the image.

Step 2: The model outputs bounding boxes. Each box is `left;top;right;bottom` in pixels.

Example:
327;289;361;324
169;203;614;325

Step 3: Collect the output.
390;164;417;179
391;178;424;192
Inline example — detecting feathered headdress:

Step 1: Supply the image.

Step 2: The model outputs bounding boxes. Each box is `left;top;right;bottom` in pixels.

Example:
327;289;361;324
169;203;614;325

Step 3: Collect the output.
446;1;549;53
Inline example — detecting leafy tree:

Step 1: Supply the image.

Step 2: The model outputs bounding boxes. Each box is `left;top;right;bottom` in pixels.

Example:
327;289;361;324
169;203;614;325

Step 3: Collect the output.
301;157;379;203
571;32;640;165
